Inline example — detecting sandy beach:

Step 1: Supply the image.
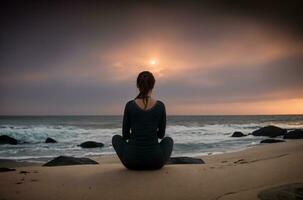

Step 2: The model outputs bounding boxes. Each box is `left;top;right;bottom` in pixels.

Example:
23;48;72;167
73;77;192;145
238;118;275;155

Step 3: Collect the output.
0;140;302;200
2;1;303;199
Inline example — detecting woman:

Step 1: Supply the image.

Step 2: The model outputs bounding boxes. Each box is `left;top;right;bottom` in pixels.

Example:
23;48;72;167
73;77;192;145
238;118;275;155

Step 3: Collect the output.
112;71;174;170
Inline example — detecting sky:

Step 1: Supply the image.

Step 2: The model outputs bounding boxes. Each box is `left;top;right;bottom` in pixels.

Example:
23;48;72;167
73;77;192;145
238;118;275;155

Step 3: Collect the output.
1;0;303;115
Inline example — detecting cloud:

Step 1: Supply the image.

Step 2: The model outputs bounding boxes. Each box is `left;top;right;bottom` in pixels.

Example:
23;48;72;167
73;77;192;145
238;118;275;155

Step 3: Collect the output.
0;0;302;114
157;54;303;104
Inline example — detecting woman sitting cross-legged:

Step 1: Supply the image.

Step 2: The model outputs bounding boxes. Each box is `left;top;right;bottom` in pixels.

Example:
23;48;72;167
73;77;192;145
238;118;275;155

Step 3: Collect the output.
112;71;173;170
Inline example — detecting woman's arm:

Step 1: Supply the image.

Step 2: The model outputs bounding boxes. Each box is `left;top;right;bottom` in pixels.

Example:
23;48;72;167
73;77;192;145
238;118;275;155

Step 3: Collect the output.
122;102;131;140
157;103;166;139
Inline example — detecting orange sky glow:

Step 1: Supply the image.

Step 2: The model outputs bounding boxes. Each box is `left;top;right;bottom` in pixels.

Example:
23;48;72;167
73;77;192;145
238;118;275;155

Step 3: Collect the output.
1;2;303;115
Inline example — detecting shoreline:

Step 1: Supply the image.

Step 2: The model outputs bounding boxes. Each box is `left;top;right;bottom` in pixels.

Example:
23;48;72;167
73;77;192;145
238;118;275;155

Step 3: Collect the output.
0;139;297;168
0;143;260;168
1;140;302;200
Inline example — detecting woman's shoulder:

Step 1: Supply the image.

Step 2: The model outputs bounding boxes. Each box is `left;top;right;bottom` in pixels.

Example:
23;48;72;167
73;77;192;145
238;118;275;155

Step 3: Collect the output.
125;99;135;107
156;100;165;107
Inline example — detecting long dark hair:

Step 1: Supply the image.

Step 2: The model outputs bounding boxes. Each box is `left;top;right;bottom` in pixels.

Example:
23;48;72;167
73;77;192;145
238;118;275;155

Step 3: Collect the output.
135;71;155;110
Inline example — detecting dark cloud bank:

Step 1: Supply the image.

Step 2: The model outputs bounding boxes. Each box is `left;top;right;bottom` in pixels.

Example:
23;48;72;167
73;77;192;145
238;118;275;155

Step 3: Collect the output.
0;0;302;115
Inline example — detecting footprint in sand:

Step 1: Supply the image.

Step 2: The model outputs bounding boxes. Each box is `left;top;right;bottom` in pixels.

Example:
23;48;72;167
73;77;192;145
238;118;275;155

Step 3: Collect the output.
234;159;248;164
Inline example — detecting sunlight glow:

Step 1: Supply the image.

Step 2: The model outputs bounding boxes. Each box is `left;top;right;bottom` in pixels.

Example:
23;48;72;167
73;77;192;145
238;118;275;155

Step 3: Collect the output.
149;59;157;65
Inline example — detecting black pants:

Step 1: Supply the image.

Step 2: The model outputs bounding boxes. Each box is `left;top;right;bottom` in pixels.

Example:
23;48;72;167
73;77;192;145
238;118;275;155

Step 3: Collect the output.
112;135;173;170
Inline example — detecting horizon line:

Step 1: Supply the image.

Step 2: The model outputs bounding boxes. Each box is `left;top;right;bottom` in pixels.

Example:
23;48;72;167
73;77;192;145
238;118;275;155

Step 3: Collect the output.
0;114;302;117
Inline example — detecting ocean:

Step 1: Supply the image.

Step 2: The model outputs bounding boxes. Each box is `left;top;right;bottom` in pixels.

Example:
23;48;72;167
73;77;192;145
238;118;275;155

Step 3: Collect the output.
0;115;302;162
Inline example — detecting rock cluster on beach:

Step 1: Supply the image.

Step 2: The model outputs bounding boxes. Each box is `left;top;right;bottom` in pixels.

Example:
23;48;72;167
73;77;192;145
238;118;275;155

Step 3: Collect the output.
250;126;303;144
230;125;303;144
0;135;106;150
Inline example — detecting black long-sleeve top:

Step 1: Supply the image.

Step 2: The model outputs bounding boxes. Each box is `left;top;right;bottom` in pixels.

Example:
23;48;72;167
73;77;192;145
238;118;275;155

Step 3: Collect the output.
122;99;166;145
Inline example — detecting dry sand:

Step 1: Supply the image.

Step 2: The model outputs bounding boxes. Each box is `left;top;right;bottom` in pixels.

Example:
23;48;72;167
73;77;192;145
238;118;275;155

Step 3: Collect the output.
0;140;302;200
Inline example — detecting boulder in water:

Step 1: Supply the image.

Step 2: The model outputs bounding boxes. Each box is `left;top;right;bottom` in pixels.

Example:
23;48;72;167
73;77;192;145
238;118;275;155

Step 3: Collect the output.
78;141;104;148
231;131;247;137
0;135;18;145
283;129;303;139
45;137;57;143
252;126;286;138
43;156;99;166
260;139;285;144
167;157;205;164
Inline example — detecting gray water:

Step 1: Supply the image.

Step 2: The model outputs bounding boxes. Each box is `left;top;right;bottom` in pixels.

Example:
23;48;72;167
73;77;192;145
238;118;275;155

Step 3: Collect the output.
0;115;302;162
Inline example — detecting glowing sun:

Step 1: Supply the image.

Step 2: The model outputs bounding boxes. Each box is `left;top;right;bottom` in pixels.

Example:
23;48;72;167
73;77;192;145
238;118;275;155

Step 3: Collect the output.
149;59;157;65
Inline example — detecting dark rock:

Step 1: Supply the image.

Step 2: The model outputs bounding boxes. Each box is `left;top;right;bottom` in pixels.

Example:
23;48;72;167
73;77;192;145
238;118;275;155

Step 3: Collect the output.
231;131;247;137
167;157;205;164
258;182;303;200
252;125;286;138
19;170;30;174
78;141;104;148
0;167;16;172
43;156;99;167
0;135;18;145
45;137;57;143
260;139;285;144
283;129;303;139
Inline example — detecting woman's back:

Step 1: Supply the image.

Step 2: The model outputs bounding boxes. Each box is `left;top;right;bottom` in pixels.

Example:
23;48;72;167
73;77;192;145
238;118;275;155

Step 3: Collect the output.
122;99;166;145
